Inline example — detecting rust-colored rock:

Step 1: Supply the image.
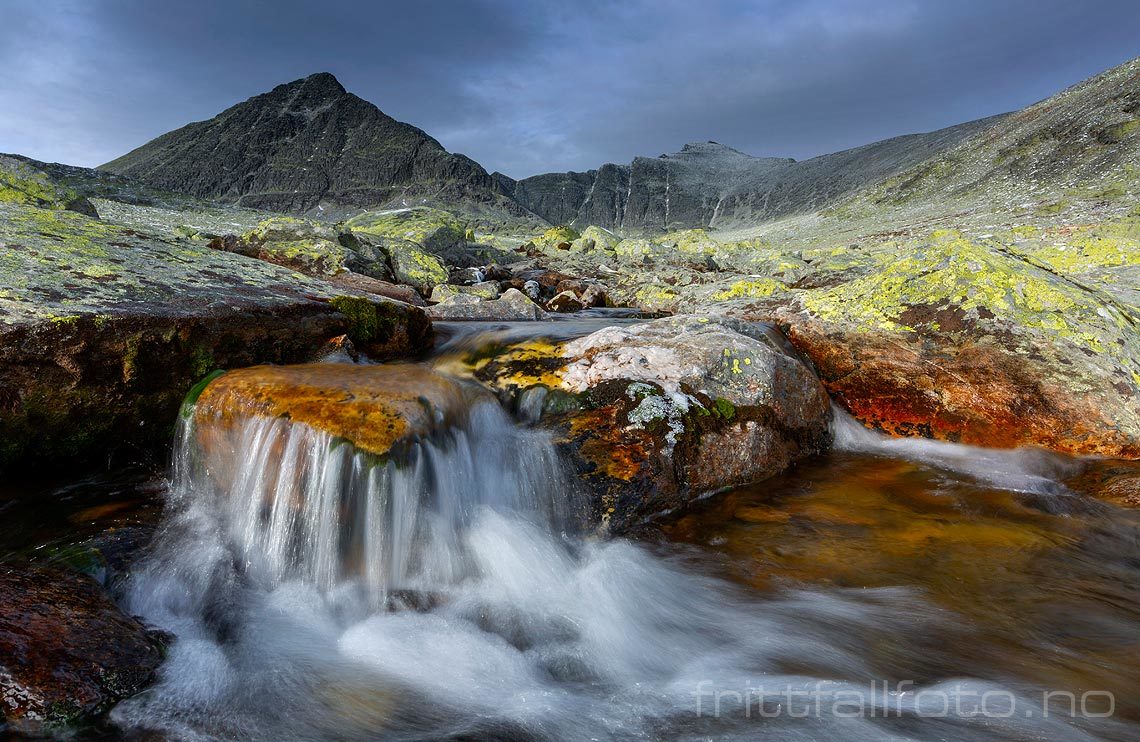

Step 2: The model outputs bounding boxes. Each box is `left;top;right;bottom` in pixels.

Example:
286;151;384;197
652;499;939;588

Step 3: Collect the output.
0;565;166;730
194;363;469;458
784;316;1140;459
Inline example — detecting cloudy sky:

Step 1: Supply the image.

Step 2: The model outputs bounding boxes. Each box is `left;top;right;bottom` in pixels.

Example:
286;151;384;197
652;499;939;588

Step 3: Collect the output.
2;0;1139;178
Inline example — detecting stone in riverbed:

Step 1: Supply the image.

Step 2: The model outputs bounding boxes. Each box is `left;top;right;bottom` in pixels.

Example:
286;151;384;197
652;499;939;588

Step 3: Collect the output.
194;363;470;459
546;290;585;313
0;565;167;731
473;315;831;530
429;281;501;303
426;288;548;321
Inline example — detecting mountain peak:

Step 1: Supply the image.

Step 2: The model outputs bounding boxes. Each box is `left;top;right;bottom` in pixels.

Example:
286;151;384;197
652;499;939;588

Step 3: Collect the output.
99;72;495;212
300;72;345;92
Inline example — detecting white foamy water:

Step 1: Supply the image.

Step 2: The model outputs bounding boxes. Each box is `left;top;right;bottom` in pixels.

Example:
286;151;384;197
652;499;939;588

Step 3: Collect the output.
113;386;1109;740
830;404;1084;496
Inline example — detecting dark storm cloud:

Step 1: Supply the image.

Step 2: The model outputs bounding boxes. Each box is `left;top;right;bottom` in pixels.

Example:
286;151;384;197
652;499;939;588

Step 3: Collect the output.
2;0;1139;177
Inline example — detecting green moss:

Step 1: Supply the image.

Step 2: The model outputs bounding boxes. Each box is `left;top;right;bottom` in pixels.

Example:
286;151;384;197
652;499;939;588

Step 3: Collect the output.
189;344;215;378
181;369;227;417
330;295;381;344
711;397;736;421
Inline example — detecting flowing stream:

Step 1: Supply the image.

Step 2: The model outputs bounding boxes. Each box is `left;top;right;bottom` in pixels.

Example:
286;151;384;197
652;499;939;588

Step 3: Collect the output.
93;317;1140;741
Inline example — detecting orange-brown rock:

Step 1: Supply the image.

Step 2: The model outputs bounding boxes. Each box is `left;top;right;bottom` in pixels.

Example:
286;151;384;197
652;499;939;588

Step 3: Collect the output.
194;363;470;457
784;317;1140;459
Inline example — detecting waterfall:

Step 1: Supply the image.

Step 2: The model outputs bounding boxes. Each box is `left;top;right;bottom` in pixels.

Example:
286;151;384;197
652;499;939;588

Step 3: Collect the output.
164;391;577;607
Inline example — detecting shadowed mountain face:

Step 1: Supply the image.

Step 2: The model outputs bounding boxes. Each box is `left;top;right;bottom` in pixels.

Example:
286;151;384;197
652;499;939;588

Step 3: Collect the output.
99;73;500;214
502;117;1007;232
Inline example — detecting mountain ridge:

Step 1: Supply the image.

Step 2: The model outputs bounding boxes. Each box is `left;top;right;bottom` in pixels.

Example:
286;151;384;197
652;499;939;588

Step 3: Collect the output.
505;115;1008;232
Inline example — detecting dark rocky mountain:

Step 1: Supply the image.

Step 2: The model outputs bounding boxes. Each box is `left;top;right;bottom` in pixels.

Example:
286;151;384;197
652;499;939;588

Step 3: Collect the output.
503;116;1007;232
100;73;505;214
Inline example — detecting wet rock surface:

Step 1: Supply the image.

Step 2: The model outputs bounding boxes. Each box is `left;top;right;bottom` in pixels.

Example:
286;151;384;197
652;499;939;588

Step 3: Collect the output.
471;316;832;530
0;565;167;731
194;363;472;458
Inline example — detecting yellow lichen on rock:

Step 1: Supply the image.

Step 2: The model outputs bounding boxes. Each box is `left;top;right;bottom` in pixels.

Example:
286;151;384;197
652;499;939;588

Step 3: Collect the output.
194;364;467;457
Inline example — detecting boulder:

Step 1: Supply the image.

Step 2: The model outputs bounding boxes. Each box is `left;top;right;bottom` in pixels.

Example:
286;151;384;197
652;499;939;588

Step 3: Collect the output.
328;272;425;306
0;155;98;218
473;316;831;530
576;225;620;253
782;231;1140;457
426;288;548;321
0;201;432;475
194;364;470;460
0;565;167;731
532;225;580;251
546;290;585;313
345;207;470;294
579;284;609;308
208;217;394;282
429;281;501;303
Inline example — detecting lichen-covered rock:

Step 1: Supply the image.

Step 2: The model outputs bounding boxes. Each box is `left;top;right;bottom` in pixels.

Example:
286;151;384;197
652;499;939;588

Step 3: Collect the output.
533;225;580;250
782;230;1140;457
344;207;472;294
426;288;548;321
347;207;465;258
583;219;1140;459
573;225;619;253
0;201;432;474
370;238;448;296
471;316;831;530
216;217;393;281
0;565;167;731
429;281;500;303
0;155;98;218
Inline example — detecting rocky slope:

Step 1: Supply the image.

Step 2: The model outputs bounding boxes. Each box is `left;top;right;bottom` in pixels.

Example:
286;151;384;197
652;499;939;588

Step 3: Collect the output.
502;117;1004;233
99;73;515;217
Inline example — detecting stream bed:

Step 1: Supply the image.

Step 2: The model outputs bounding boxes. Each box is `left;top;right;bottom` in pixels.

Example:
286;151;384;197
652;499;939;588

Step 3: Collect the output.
3;316;1139;741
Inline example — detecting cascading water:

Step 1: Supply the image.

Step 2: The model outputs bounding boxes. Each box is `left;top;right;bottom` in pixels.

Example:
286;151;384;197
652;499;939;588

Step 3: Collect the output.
171;395;576;607
111;353;1131;741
